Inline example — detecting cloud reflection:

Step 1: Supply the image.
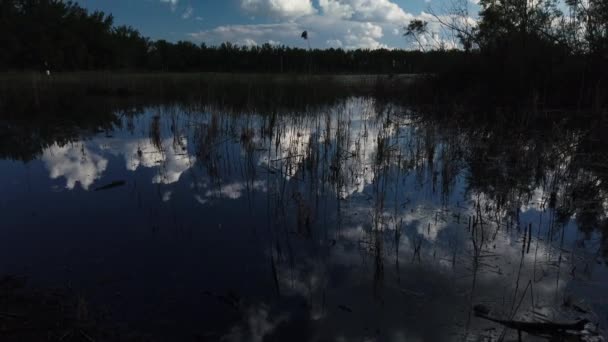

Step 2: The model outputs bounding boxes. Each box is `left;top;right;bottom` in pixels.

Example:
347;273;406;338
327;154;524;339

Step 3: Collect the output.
41;133;196;190
42;143;108;190
104;136;195;185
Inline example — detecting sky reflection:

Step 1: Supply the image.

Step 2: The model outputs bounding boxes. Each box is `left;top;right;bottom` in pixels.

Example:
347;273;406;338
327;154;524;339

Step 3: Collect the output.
1;98;606;341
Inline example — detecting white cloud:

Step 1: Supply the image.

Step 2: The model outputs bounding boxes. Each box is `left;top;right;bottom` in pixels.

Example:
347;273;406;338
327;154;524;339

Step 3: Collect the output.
188;0;477;50
188;0;409;49
240;38;259;46
241;0;316;19
318;0;355;19
191;23;300;44
319;0;413;23
190;15;389;49
182;6;193;19
326;39;343;47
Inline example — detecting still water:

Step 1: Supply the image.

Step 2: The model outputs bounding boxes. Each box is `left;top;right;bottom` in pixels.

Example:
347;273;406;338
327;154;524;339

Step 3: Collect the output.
1;97;607;341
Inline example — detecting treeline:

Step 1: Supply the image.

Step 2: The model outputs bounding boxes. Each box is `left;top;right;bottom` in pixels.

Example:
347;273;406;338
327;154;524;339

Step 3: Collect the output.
0;0;468;74
145;41;469;74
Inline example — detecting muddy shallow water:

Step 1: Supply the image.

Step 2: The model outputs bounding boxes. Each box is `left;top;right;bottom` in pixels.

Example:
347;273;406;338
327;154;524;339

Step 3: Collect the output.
0;97;607;341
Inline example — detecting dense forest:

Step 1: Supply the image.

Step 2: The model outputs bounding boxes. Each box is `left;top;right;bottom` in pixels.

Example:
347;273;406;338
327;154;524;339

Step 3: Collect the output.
1;0;607;106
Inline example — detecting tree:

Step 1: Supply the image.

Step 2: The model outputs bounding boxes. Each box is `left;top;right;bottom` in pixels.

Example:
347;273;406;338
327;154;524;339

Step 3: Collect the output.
566;0;608;57
404;20;430;51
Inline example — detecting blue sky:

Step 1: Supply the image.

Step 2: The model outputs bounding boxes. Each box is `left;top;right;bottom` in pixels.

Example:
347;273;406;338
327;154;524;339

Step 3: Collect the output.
75;0;479;49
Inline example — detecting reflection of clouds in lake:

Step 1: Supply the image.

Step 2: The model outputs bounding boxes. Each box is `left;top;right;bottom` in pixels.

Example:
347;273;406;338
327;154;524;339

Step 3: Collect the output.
276;259;327;321
221;303;288;342
520;186;547;213
338;124;379;197
257;98;384;198
258;126;313;180
205;180;266;199
405;207;449;241
271;199;576;340
30;100;606;341
101;136;195;185
42;143;108;190
189;180;266;206
42;133;197;190
123;138;193;185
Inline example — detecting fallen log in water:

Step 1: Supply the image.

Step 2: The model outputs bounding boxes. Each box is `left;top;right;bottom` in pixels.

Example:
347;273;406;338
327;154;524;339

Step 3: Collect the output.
474;304;590;340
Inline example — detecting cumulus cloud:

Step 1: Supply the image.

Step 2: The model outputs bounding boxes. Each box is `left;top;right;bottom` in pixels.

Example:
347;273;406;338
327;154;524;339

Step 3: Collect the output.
241;0;316;19
190;15;389;49
188;0;417;49
319;0;413;23
318;0;355;19
188;0;477;50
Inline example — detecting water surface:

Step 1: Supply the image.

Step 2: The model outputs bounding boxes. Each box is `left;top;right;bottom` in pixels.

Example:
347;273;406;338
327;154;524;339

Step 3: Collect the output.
1;97;607;341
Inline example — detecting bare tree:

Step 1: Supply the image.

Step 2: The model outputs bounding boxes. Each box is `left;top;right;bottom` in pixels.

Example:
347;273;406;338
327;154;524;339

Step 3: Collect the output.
404;20;430;51
426;0;479;51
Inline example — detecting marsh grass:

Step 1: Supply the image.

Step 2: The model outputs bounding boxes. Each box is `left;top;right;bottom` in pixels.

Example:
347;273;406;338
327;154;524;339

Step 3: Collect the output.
0;72;418;116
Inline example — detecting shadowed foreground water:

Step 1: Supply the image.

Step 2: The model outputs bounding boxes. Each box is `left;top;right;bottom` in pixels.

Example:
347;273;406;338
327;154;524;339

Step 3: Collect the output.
1;97;607;341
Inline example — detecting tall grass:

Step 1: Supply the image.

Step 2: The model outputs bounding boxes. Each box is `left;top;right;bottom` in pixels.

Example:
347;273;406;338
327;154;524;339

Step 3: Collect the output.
0;72;420;116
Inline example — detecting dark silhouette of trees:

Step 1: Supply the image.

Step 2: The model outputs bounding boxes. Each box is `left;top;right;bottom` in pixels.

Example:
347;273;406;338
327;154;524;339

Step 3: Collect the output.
426;0;608;108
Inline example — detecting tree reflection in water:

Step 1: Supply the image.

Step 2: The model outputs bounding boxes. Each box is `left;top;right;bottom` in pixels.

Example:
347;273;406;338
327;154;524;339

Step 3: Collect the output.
0;97;606;341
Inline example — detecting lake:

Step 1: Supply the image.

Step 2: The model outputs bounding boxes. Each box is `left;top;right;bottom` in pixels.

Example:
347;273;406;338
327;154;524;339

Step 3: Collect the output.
1;94;607;341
